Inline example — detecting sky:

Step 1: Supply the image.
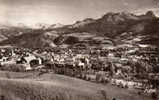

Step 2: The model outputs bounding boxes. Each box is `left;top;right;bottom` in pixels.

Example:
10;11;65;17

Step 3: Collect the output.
0;0;159;27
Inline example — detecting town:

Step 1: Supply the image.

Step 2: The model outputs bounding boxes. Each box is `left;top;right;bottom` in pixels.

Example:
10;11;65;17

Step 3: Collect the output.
0;45;158;99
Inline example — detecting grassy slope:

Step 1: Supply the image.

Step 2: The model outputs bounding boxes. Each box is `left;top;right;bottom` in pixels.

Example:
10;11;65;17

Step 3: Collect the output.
0;78;103;100
0;71;153;100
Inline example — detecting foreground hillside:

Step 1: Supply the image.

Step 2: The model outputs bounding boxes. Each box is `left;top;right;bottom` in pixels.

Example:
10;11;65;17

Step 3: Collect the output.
0;78;103;100
0;71;153;100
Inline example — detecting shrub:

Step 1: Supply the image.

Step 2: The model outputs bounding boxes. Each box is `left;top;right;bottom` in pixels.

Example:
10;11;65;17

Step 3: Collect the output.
0;64;26;72
151;92;158;99
99;90;109;100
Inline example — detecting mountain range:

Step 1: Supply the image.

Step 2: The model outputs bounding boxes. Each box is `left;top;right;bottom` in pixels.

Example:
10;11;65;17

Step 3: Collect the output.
0;11;159;49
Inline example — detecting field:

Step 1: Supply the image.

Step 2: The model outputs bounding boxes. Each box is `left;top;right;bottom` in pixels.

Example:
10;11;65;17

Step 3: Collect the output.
0;71;154;100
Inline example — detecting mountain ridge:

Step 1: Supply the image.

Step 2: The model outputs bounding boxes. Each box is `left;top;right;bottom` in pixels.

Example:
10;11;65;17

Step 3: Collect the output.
0;11;159;49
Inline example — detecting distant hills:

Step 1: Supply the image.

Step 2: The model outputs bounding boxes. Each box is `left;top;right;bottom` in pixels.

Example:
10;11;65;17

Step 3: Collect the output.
0;25;33;42
0;11;159;49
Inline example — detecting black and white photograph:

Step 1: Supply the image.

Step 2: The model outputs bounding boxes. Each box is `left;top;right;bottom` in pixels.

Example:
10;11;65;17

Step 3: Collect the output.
0;0;159;100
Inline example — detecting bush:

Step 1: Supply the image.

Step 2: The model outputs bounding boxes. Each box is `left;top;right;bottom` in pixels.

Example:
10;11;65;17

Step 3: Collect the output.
99;90;109;100
0;95;5;100
0;64;26;72
151;92;158;99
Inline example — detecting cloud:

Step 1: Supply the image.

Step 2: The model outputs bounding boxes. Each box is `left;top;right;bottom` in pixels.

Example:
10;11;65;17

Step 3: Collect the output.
133;7;159;16
0;0;159;26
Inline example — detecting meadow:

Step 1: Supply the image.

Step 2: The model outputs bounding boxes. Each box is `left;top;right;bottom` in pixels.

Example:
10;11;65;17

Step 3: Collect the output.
0;71;153;100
